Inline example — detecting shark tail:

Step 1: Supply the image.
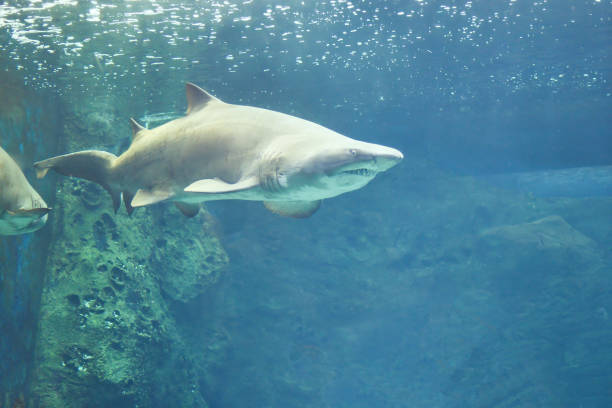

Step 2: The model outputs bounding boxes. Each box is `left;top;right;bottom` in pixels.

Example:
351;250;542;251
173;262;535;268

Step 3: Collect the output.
34;150;122;213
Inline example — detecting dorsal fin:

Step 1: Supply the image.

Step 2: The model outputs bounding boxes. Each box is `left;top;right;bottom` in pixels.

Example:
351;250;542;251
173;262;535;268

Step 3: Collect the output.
129;118;147;143
130;118;147;139
185;82;220;115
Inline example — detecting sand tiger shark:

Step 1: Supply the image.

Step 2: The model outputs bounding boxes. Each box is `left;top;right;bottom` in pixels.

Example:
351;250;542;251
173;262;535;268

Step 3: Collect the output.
34;83;403;218
1;145;50;235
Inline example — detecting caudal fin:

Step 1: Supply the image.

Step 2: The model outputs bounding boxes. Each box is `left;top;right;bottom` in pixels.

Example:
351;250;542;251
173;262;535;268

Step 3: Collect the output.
34;150;122;212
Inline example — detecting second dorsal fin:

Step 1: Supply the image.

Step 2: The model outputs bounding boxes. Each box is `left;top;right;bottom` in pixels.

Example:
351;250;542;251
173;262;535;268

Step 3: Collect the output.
185;82;220;115
129;118;147;142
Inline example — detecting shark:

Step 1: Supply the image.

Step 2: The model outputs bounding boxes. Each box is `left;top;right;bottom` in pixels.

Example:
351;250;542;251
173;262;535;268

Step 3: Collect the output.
34;83;403;218
1;145;50;235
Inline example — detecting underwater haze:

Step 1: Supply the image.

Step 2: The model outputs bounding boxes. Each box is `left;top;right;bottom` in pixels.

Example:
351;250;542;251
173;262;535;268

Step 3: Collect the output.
1;0;611;407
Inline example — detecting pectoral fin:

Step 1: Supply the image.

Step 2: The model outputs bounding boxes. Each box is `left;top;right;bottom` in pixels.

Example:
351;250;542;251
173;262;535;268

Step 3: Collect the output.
263;200;321;218
184;176;259;194
122;191;135;215
131;189;174;207
174;202;200;218
7;207;51;218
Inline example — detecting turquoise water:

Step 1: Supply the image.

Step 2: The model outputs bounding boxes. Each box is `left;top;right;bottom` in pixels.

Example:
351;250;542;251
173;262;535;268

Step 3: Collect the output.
1;1;611;407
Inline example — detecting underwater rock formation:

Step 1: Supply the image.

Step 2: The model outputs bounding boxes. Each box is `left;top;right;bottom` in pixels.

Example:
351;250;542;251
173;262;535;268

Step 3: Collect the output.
191;161;612;407
478;214;599;272
29;104;228;407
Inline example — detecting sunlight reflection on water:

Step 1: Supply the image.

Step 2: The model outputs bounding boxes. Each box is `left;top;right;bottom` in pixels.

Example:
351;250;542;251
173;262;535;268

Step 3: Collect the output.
0;1;608;105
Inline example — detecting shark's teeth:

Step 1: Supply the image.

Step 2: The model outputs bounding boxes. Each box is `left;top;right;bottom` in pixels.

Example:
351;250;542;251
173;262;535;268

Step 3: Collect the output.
342;168;375;176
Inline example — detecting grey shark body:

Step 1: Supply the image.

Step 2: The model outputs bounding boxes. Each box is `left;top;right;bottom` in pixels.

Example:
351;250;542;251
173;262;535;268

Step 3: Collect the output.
35;83;403;218
0;146;50;235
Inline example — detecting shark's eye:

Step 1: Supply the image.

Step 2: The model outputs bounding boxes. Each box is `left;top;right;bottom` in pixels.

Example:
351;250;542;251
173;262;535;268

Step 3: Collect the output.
349;149;357;157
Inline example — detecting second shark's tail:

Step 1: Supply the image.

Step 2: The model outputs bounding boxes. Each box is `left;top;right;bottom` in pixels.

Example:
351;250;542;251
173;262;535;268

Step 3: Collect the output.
34;150;123;212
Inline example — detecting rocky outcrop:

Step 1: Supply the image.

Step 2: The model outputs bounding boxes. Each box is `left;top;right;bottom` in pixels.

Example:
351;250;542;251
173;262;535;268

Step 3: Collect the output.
191;167;612;407
479;214;599;272
29;105;228;407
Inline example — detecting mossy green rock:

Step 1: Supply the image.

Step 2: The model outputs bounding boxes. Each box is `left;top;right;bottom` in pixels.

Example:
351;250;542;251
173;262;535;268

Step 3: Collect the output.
31;106;228;407
478;214;599;272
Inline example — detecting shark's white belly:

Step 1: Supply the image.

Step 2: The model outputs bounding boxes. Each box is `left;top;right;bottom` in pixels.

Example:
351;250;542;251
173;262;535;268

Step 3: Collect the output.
0;212;48;235
177;173;374;204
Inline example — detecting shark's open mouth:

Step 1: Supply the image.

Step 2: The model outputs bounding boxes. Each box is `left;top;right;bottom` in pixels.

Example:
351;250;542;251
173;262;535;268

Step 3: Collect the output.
341;168;376;177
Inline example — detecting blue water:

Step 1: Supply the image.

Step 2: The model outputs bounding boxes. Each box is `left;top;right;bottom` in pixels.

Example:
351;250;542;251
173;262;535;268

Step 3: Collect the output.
1;0;611;407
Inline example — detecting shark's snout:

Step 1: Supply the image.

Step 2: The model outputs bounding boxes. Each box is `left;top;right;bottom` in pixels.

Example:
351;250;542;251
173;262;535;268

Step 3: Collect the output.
370;146;403;172
388;147;404;161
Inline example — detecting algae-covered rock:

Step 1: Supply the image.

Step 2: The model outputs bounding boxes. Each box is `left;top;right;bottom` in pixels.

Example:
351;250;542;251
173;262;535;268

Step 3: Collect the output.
480;215;596;251
30;106;228;407
478;215;599;272
147;206;227;302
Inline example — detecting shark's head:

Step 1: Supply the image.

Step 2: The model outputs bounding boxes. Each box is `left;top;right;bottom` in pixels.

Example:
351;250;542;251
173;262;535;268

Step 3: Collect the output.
261;136;403;201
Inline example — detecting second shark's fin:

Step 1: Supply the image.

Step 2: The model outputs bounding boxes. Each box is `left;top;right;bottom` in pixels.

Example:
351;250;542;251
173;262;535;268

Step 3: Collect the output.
184;176;259;194
263;200;321;218
131;188;174;207
7;207;51;218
